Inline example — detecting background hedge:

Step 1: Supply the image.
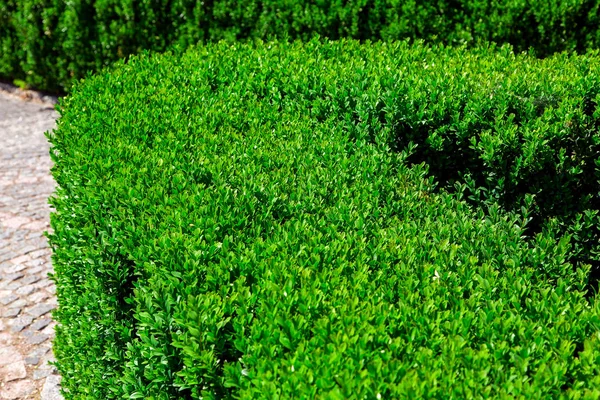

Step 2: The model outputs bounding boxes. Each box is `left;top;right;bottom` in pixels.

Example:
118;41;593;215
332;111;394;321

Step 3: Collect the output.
2;0;600;92
48;39;600;399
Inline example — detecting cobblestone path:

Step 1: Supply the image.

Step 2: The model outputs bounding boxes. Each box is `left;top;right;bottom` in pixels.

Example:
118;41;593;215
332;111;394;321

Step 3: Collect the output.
0;91;62;399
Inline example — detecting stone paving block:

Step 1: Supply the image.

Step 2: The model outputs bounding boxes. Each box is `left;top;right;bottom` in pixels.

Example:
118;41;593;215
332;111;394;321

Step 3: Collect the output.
26;265;43;275
20;274;41;286
25;355;40;365
0;346;21;365
41;323;57;337
2;263;27;274
0;257;18;268
33;367;52;380
0;294;18;305
41;375;62;400
0;379;36;399
28;291;50;303
25;231;44;240
26;346;50;366
26;303;55;318
1;216;30;229
16;176;39;184
30;318;51;331
26;333;49;345
16;284;36;295
0;261;13;271
23;220;49;231
21;330;34;338
9;315;33;332
9;254;31;265
2;308;21;318
2;282;22;290
41;351;56;364
34;279;53;289
28;249;50;259
11;298;27;308
0;360;27;381
1;272;24;282
28;345;50;358
20;245;40;255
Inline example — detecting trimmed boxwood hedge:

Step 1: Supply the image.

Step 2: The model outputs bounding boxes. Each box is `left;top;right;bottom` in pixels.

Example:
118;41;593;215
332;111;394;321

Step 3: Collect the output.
48;40;600;399
3;0;600;92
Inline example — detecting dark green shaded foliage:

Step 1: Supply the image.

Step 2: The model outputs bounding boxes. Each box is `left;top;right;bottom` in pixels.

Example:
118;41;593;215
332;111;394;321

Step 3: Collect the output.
3;0;600;92
48;40;600;399
0;0;20;79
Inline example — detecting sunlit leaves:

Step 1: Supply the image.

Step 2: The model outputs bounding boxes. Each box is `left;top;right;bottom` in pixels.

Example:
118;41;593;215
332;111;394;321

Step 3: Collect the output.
48;40;600;399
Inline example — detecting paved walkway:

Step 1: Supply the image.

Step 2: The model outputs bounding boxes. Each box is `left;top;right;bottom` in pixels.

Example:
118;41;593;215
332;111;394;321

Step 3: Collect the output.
0;90;62;399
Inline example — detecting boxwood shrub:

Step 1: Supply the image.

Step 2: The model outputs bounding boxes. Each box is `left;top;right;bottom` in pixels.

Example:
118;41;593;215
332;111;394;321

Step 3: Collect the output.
3;0;600;92
48;40;600;399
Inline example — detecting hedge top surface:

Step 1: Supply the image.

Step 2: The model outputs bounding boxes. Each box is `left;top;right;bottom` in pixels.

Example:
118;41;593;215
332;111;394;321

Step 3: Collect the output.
49;40;600;399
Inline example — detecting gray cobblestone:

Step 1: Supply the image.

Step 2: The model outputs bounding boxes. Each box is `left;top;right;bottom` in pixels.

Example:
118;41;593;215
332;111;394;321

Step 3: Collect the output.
10;298;28;308
25;332;49;346
25;231;43;240
26;303;55;319
3;281;23;290
28;345;50;357
33;279;53;289
20;275;42;286
0;294;18;305
3;264;27;274
30;318;51;331
10;316;34;333
25;356;40;365
41;323;57;337
33;367;53;380
2;272;25;282
0;89;62;399
10;299;28;308
40;375;62;400
28;249;49;259
16;285;36;296
26;265;44;275
28;291;49;303
3;308;21;318
20;330;34;338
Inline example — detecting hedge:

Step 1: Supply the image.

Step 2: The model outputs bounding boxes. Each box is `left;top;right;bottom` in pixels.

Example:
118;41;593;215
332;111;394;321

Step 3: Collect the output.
3;0;600;92
47;39;600;399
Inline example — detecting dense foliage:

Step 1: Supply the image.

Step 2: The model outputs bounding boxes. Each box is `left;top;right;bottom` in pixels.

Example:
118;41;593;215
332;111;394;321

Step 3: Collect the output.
48;40;600;399
2;0;600;92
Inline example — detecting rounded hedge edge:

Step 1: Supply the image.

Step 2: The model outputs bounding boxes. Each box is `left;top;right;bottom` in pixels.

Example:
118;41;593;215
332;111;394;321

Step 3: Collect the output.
48;40;600;399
